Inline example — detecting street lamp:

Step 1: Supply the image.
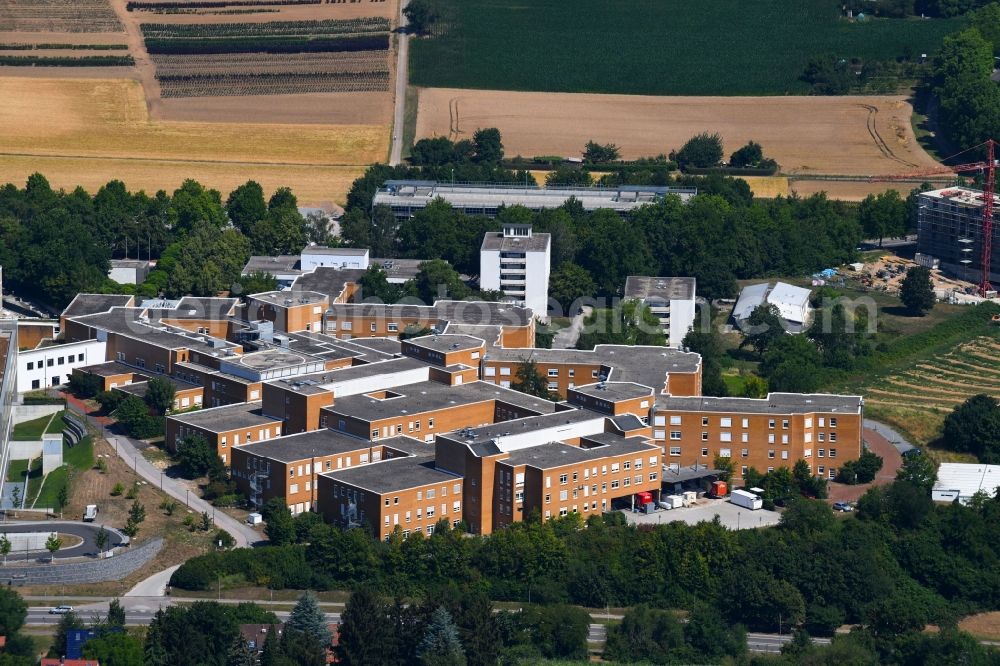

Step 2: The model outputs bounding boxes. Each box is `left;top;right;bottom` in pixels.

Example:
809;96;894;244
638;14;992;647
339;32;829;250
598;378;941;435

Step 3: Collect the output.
186;489;189;507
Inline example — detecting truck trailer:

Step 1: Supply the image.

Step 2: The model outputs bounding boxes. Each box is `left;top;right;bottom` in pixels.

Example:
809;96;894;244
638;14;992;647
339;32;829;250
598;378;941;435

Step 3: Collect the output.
729;489;762;510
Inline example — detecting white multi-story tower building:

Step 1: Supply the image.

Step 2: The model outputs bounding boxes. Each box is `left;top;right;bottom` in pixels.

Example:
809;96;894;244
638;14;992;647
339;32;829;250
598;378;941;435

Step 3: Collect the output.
480;224;551;318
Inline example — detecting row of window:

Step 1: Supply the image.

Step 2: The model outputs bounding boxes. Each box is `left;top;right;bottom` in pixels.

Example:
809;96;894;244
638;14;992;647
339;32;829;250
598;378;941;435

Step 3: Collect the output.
668;446;838;459
371;418;436;440
385;520;463;540
661;430;838;444
544;474;657;503
25;352;85;371
740;465;838;479
659;415;839;429
545;457;659;488
383;500;462;526
546;500;606;519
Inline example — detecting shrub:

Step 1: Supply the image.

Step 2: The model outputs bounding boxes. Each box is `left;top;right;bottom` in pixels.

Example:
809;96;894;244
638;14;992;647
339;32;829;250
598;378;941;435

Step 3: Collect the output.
110;483;124;496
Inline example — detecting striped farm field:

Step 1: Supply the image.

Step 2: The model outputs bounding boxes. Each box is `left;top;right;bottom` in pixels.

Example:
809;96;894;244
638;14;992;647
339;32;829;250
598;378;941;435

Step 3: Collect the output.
863;334;1000;450
0;76;385;204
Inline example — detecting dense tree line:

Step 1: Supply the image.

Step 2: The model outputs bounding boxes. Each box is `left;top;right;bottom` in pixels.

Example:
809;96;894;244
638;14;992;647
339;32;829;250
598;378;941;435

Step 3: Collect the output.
170;464;1000;651
0;174;327;307
931;5;1000;154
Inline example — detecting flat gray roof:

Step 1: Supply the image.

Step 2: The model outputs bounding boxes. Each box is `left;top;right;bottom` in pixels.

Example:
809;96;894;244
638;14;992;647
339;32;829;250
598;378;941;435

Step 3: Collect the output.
77;360;138;377
324;380;555;422
326;300;532;327
656;393;863;415
624;276;696;302
69;308;235;353
237;429;374;463
481;231;551;253
342;337;402;357
371;257;423;281
502;435;657;470
404;334;484;353
438;408;596;448
250;290;326;306
62;294;135;320
169;401;279;432
242;255;301;275
302;246;369;256
322;454;458;494
571;381;653;401
292;267;367;300
268;356;426;393
374;181;698;212
486;344;701;392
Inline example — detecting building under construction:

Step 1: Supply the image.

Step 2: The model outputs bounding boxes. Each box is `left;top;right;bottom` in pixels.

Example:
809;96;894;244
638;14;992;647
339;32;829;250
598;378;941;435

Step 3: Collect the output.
916;187;1000;288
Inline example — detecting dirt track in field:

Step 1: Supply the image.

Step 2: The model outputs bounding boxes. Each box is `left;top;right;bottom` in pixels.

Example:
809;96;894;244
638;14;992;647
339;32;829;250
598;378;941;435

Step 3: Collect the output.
416;88;942;177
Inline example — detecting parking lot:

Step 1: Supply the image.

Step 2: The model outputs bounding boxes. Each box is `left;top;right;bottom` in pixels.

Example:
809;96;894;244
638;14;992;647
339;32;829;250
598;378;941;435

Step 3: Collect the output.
621;498;782;530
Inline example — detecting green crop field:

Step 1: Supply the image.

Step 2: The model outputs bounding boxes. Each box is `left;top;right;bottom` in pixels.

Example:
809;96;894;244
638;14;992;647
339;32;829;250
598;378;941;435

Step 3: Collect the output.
409;0;965;95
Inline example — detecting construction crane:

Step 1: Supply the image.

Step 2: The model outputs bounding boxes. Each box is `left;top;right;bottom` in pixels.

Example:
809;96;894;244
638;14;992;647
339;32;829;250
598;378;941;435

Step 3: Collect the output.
871;139;997;297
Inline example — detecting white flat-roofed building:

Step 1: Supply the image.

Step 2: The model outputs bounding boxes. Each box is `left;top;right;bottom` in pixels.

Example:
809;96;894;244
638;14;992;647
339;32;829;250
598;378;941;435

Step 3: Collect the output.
373;180;698;219
17;339;106;392
300;246;369;272
933;463;1000;505
624;276;697;347
108;259;151;285
480;224;550;318
733;281;812;330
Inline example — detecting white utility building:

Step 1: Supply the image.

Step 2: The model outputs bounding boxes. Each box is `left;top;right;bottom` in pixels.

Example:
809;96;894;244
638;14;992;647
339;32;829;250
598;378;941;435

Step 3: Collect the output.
108;259;151;285
733;281;812;330
16;339;106;393
480;224;551;318
932;463;1000;505
624;276;697;347
299;246;369;272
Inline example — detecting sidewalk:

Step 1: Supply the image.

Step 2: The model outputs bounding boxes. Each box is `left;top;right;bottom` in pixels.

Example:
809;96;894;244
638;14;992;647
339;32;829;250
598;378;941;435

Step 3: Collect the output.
61;393;263;548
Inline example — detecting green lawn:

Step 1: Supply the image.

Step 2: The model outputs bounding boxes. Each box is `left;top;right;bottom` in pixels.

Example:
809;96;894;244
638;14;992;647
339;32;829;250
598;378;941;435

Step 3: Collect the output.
33;465;68;511
11;414;54;440
24;457;43;507
44;411;66;435
64;436;94;471
5;459;27;483
410;0;965;95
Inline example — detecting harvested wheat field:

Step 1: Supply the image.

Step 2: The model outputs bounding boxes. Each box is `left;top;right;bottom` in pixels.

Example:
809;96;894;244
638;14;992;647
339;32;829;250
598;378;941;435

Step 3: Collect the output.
416;88;941;177
790;179;920;202
0;76;385;204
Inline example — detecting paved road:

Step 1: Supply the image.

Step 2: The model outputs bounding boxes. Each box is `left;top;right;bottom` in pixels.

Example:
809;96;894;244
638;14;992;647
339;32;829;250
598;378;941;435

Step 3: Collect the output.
26;603;341;627
125;564;179;597
62;396;263;548
746;632;831;654
0;521;124;561
389;0;411;165
552;306;591;349
863;419;916;454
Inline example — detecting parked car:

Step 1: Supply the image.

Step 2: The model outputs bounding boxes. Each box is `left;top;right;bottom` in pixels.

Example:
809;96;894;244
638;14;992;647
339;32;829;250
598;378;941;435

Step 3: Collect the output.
901;448;922;459
83;505;98;522
49;605;74;615
833;501;853;512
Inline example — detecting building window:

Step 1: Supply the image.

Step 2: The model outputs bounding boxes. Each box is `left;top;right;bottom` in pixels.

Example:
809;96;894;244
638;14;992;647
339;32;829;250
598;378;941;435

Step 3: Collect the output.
818;449;825;457
428;419;434;428
782;419;789;429
670;415;681;425
720;417;732;427
769;419;775;429
702;416;709;426
768;434;775;444
545;493;551;504
742;432;749;443
388;323;398;332
720;432;732;442
701;448;708;457
623;461;631;471
559;490;568;501
26;362;33;371
547;382;558;391
781;451;789;460
669;446;681;456
830;432;837;442
669;431;681;440
559;474;567;484
829;448;837;458
741;448;749;457
819;433;825;442
819;418;826;427
623;477;631;487
768;450;775;459
781;434;789;444
649;472;657;481
371;429;379;439
742;418;749;428
701;432;708;441
830;418;838;428
818;465;825;475
611;480;620;489
547;369;559;377
719;448;731;458
568;369;575;378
